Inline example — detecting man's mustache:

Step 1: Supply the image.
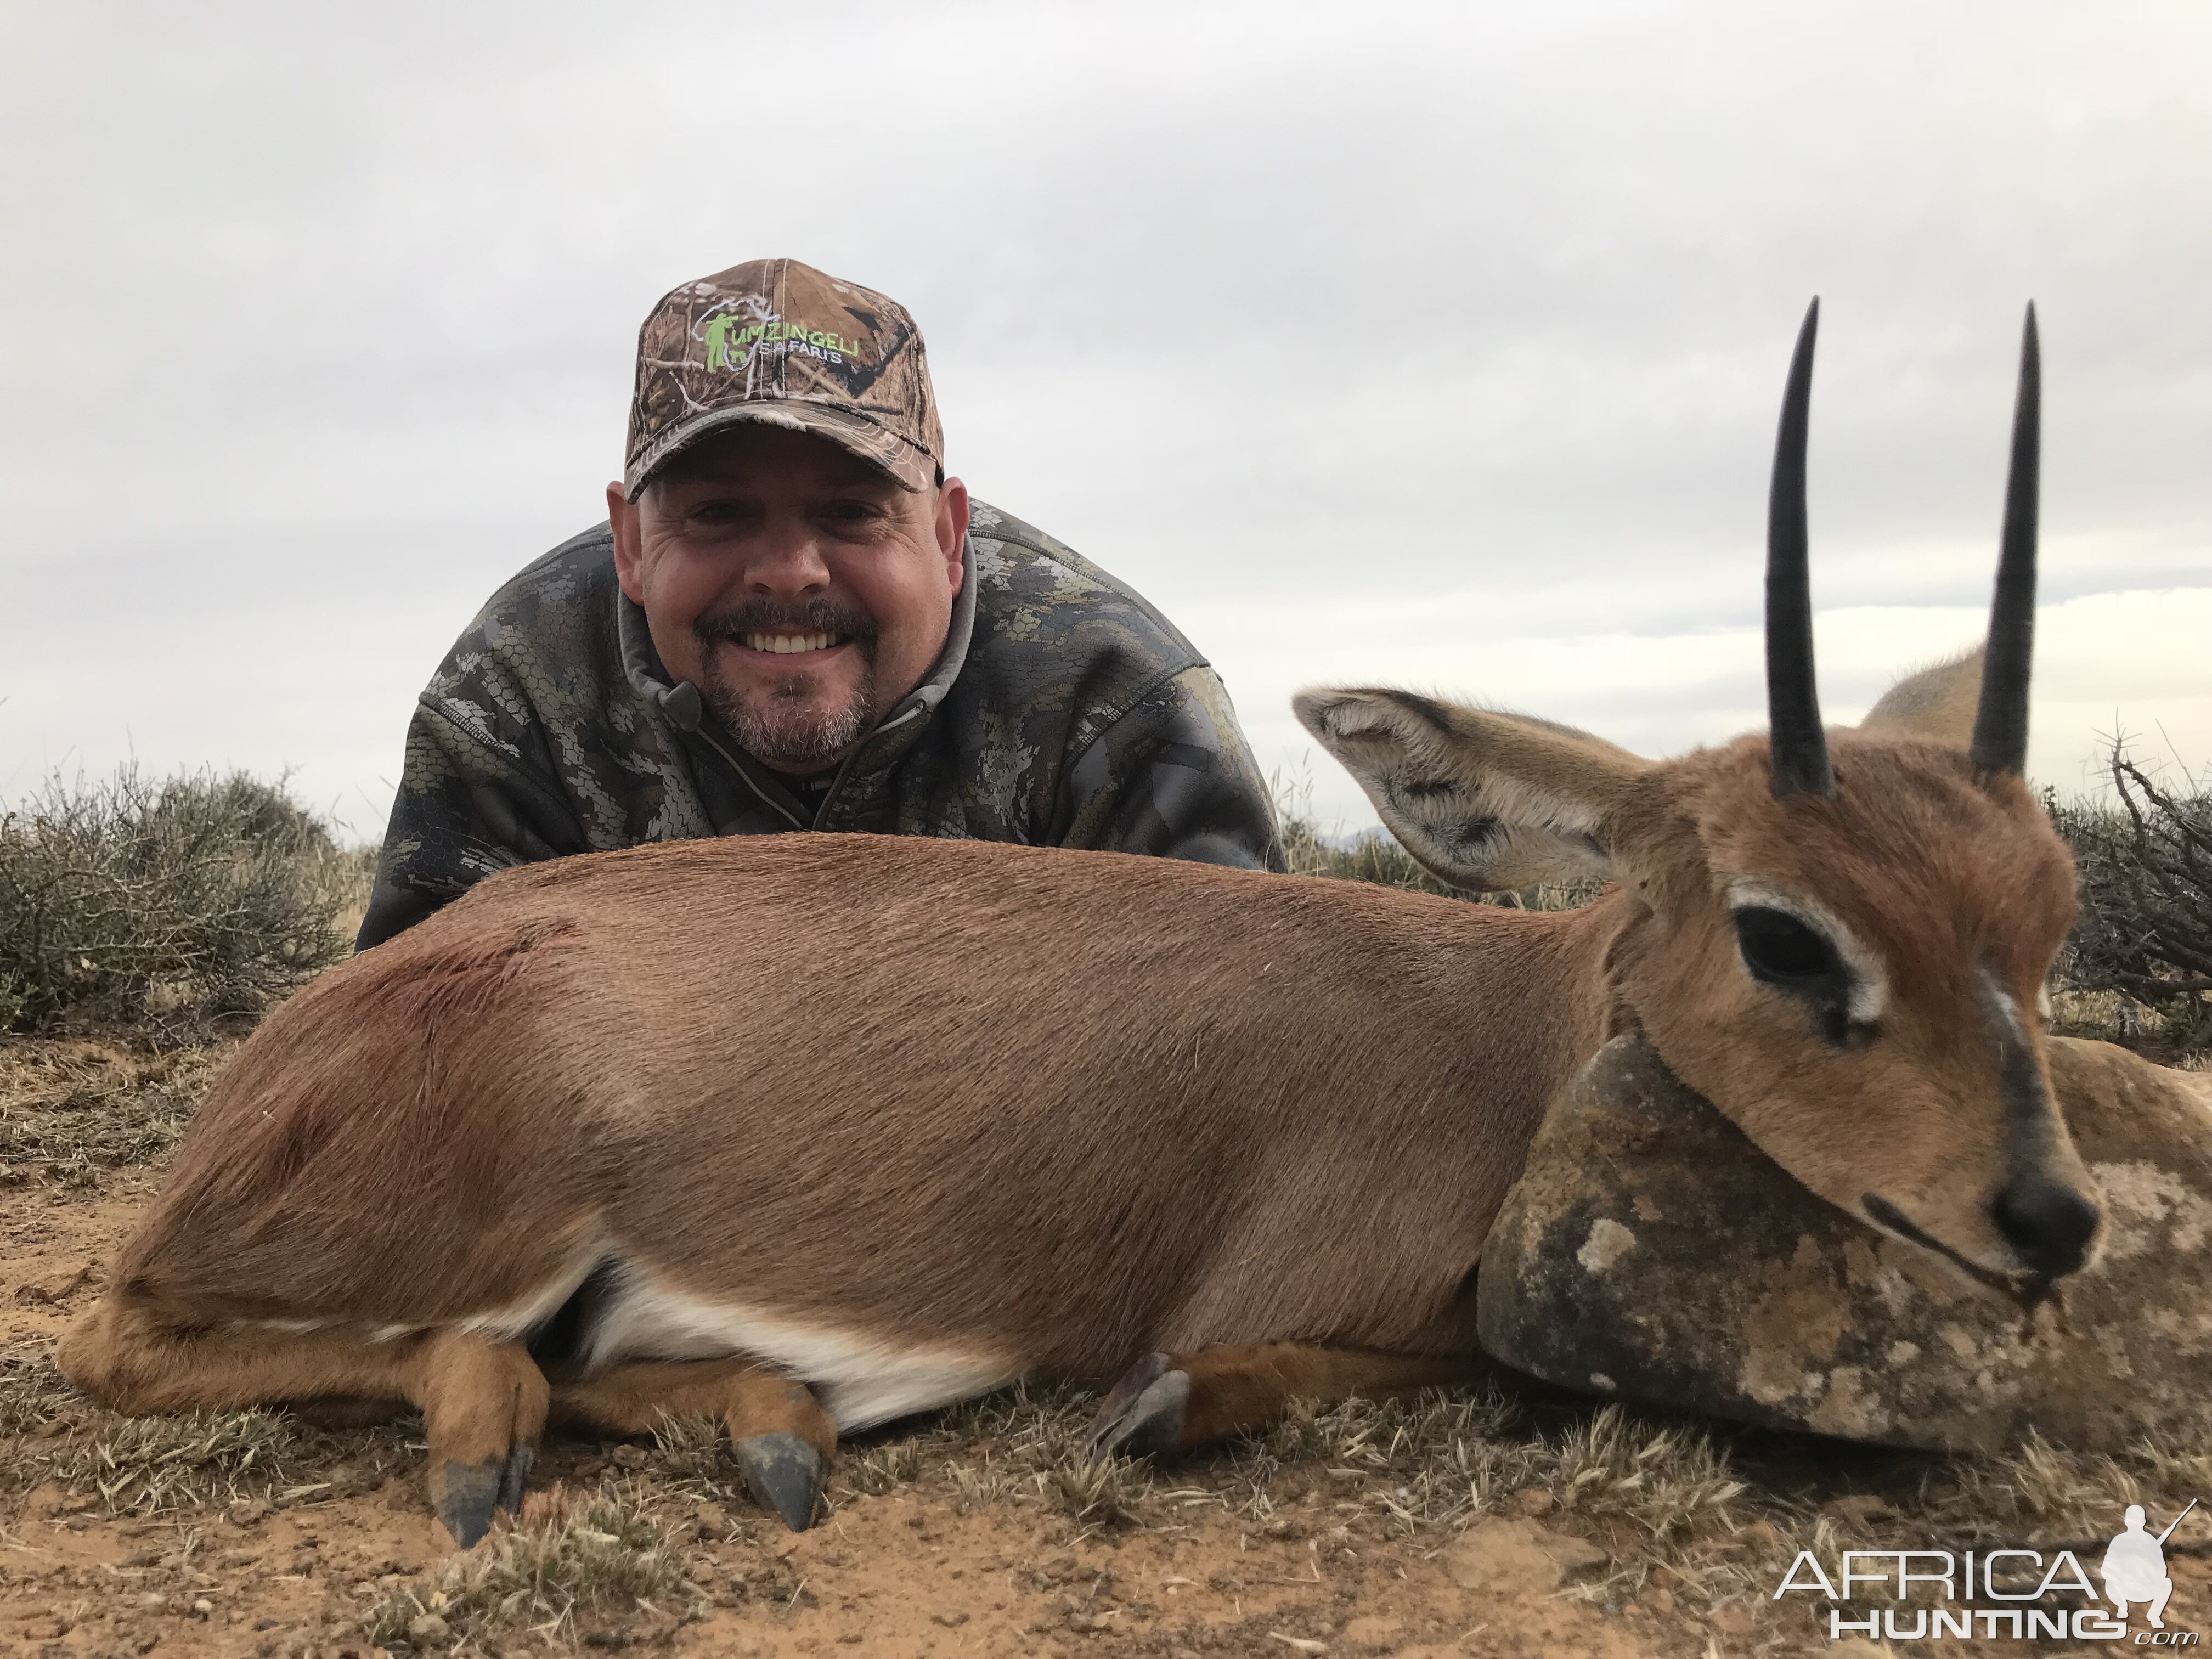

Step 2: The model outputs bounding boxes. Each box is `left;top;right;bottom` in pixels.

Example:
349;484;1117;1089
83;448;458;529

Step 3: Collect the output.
694;597;879;652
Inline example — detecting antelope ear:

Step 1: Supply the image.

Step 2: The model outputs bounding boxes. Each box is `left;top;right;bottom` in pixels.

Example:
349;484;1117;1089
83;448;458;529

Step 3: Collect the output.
1294;687;1652;891
1858;646;1983;748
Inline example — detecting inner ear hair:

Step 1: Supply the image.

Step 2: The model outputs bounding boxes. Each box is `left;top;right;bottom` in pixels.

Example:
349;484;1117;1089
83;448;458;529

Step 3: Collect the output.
1858;646;1983;749
1293;687;1649;893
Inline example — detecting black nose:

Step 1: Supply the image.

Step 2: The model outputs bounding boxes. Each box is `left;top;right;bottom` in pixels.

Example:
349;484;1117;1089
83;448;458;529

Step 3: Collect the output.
1991;1177;2101;1279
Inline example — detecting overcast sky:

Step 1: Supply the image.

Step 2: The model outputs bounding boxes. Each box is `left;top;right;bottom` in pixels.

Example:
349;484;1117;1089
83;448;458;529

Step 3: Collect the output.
4;1;2207;839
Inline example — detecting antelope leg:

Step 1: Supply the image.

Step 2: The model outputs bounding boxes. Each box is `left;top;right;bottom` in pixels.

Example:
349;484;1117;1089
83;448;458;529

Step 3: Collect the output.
1085;1341;1493;1457
58;1294;550;1550
551;1358;837;1532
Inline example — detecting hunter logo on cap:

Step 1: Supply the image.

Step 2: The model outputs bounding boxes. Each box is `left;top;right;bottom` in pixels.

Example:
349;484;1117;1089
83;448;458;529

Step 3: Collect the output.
702;311;868;370
624;257;944;499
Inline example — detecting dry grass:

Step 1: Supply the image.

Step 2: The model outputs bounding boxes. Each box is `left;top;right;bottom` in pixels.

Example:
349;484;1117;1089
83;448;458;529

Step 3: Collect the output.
502;1373;2207;1622
46;1408;315;1517
365;1488;699;1652
7;1306;2208;1650
0;1038;224;1194
3;764;2206;1652
1;1337;415;1520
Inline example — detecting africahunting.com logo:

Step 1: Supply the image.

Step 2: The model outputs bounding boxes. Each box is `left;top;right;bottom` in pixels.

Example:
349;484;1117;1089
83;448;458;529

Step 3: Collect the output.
1774;1500;2199;1644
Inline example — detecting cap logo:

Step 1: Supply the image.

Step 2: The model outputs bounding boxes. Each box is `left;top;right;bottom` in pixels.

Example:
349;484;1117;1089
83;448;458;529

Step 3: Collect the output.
701;304;866;371
625;258;942;496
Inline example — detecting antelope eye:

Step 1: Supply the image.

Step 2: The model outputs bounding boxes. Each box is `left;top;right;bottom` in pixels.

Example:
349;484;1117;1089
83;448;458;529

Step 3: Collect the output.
1733;906;1841;985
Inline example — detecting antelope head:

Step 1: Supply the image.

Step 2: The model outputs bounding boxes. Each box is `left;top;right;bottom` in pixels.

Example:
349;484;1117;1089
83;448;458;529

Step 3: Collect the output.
1298;302;2103;1294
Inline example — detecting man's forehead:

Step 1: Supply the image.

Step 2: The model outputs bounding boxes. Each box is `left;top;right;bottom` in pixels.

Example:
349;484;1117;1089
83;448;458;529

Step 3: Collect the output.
657;425;906;493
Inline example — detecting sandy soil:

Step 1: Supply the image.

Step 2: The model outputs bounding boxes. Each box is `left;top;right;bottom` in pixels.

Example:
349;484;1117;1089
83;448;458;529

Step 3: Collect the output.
3;1035;2207;1659
0;1182;1667;1659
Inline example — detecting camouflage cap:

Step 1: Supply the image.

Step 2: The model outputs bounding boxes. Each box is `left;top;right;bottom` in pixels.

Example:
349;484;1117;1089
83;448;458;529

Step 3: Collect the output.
624;258;944;499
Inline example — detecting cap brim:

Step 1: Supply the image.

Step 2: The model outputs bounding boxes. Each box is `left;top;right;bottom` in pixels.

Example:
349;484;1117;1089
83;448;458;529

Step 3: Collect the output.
625;400;934;499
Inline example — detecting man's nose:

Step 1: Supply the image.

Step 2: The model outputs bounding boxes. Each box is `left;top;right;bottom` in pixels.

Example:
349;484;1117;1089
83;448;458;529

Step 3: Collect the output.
744;525;832;593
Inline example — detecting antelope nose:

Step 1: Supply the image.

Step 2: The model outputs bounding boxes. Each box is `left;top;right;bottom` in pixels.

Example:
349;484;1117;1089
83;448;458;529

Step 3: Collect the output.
1991;1177;2101;1279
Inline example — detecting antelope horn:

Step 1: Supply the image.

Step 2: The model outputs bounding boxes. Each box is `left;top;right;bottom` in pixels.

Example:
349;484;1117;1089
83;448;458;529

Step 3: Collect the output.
1767;297;1836;800
1970;303;2040;777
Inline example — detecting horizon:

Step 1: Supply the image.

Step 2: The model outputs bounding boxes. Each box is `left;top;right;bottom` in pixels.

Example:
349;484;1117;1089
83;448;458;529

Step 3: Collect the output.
4;2;2206;842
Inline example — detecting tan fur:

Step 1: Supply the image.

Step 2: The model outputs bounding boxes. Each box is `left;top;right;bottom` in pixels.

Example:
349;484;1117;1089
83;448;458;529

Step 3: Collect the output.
1293;690;1647;891
1860;646;1985;747
1608;731;2083;1251
552;1359;837;1458
103;842;1610;1364
1296;682;2096;1280
1166;1345;1494;1447
61;650;2189;1540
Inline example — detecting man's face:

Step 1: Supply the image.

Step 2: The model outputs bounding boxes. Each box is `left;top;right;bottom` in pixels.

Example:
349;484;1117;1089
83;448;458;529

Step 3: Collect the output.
610;426;968;775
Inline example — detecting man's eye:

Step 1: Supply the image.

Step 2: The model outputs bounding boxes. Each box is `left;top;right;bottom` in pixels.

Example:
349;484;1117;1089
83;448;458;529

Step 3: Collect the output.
821;501;876;523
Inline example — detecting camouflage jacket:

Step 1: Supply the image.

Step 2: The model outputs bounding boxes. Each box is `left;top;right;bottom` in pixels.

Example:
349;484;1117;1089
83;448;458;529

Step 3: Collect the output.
357;501;1283;949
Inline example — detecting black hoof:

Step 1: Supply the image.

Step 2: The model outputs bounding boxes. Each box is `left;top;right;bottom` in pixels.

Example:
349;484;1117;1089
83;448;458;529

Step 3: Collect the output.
435;1459;503;1549
1084;1352;1190;1460
496;1441;535;1516
433;1442;534;1550
736;1431;825;1532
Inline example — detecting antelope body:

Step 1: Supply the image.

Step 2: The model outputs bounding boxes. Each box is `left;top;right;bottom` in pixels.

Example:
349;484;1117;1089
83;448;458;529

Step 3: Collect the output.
65;303;2150;1547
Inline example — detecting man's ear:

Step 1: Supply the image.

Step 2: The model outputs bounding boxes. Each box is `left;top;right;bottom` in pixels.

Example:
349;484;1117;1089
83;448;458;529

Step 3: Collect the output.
1857;645;1982;747
608;481;646;605
1294;688;1652;891
937;476;970;596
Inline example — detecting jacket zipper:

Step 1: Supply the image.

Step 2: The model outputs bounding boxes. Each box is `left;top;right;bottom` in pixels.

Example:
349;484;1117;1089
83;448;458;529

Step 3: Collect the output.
692;701;928;831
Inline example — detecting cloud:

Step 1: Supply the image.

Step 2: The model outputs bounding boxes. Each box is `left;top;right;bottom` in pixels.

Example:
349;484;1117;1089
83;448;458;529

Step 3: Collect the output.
2;1;2204;839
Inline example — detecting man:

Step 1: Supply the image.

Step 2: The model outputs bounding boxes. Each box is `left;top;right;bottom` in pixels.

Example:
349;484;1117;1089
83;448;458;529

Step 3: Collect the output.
2102;1504;2175;1629
359;258;1282;949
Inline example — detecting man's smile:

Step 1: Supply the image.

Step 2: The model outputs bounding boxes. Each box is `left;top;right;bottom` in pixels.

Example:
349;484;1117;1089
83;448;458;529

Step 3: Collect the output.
737;630;852;659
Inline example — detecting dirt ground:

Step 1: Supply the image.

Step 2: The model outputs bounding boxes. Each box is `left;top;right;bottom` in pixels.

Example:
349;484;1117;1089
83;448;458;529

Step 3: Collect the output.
3;1034;2208;1659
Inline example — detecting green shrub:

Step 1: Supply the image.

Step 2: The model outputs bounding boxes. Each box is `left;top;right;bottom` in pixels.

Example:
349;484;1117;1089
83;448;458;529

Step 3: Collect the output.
0;766;368;1034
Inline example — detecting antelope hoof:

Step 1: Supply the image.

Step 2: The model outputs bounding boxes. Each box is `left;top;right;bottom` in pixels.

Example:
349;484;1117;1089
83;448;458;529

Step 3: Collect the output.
432;1442;535;1550
736;1431;825;1532
1085;1352;1190;1460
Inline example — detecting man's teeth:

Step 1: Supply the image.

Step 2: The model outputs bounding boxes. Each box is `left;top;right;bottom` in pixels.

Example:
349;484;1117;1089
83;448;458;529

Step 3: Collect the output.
742;632;841;654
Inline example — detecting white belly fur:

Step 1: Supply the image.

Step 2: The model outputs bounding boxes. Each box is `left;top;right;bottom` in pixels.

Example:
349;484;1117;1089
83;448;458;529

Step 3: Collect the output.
451;1247;1019;1432
591;1279;1019;1430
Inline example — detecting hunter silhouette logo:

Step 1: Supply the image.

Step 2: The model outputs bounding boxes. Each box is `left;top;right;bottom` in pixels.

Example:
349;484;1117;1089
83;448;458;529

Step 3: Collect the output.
1774;1498;2200;1643
700;307;865;370
2106;1500;2194;1632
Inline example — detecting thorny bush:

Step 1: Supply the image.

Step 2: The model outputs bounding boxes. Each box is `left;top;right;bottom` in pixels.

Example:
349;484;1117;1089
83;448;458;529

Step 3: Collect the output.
0;766;369;1034
2050;748;2212;1058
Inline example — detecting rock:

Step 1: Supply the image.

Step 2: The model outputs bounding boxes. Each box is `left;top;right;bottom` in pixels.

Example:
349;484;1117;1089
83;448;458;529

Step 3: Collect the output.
1477;1033;2212;1452
408;1612;453;1646
1438;1517;1606;1594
